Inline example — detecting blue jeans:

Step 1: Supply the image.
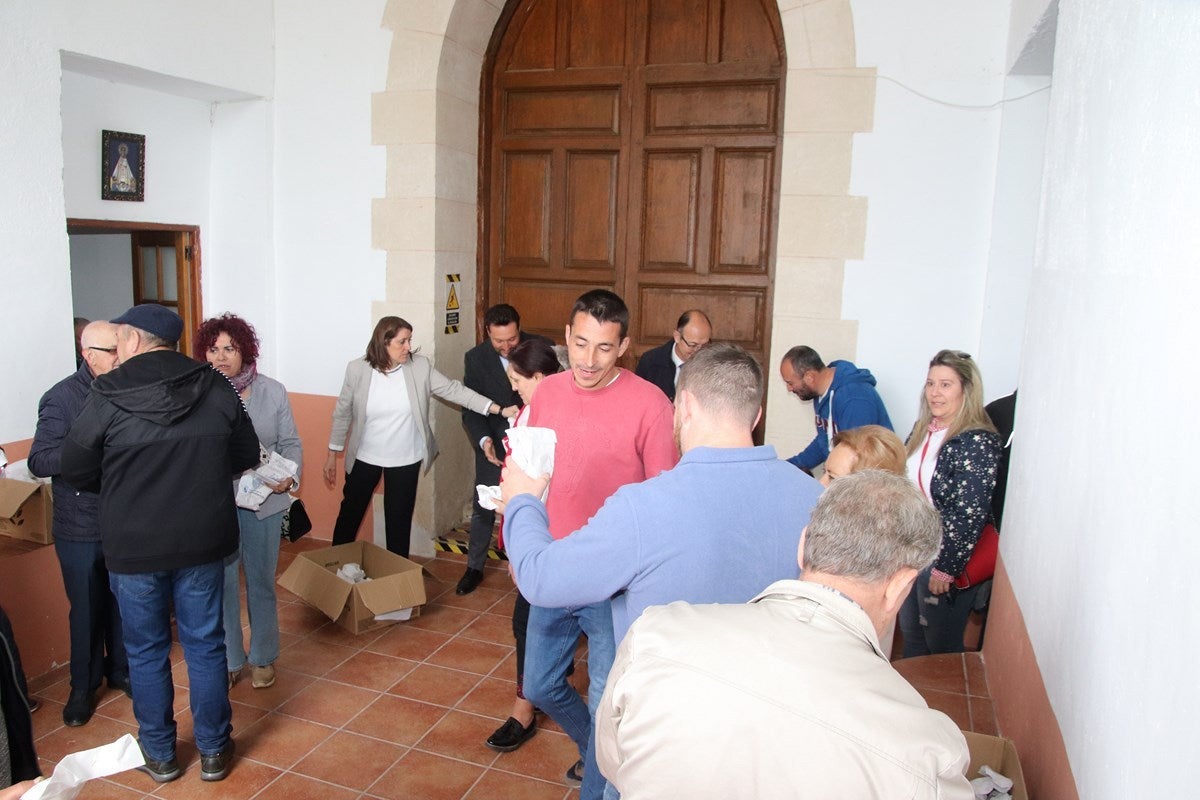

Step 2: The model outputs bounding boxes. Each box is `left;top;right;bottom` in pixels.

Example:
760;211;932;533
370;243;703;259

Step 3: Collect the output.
55;538;126;693
110;562;232;761
523;601;617;800
898;566;985;657
224;508;283;671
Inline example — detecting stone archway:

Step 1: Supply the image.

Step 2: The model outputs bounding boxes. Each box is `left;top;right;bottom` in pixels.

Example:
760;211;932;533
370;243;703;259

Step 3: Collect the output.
369;0;873;547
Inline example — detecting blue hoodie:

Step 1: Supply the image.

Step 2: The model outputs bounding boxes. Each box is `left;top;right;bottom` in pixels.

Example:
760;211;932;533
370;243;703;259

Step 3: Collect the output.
787;360;893;470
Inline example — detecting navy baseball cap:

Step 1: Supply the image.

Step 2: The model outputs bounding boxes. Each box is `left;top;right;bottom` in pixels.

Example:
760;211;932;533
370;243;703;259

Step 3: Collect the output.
111;304;183;343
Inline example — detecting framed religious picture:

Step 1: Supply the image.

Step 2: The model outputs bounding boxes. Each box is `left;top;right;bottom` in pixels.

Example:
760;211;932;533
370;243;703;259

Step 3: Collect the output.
101;130;145;201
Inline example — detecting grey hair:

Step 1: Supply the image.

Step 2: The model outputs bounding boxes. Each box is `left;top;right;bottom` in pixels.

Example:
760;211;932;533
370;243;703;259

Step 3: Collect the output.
675;342;762;428
802;470;942;582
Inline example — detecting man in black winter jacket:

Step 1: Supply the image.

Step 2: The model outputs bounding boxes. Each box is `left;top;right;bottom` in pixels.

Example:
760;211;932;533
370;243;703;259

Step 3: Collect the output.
28;320;129;728
61;304;259;785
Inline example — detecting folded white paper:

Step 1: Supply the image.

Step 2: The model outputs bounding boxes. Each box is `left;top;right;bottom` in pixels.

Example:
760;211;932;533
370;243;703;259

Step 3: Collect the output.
236;451;299;510
22;734;145;800
476;426;557;510
336;563;369;583
374;607;414;622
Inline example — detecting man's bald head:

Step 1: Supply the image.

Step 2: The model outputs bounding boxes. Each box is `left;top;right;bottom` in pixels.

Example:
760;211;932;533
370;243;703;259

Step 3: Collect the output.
80;321;120;377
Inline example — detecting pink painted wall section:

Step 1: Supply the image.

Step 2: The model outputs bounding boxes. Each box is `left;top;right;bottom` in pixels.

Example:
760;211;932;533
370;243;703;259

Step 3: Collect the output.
287;392;365;543
984;556;1079;800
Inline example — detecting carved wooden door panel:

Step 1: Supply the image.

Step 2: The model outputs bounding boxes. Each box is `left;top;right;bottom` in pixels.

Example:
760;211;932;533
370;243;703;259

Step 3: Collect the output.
483;0;784;366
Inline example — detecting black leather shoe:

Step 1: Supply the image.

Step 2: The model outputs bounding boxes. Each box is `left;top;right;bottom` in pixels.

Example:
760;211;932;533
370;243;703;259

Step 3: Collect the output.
200;739;235;782
63;689;96;727
109;674;133;698
456;567;484;595
136;741;181;783
486;716;537;752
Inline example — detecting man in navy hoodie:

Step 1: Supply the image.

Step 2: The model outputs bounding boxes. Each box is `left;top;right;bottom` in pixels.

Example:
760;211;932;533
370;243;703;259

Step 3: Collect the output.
780;345;893;472
29;321;129;728
61;304;259;785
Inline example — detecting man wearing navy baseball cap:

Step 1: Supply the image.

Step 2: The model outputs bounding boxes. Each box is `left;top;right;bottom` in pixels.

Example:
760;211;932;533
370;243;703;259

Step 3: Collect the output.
61;304;260;784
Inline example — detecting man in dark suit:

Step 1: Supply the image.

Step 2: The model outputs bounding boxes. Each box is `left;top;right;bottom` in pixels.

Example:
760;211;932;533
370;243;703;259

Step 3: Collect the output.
458;304;551;594
634;309;712;402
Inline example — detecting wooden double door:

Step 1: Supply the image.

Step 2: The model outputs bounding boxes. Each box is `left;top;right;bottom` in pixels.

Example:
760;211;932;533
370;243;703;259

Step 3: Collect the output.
482;0;785;363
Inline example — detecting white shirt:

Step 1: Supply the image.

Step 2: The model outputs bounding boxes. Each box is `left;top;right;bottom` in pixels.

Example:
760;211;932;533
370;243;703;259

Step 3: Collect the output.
670;343;685;387
356;366;424;467
907;427;947;501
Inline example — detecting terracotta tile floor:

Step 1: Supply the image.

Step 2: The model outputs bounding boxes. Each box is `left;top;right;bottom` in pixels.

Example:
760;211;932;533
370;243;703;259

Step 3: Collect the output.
892;652;998;735
26;539;585;800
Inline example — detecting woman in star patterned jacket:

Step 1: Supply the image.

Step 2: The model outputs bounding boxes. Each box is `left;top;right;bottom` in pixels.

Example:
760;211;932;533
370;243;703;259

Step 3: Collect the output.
899;349;1001;656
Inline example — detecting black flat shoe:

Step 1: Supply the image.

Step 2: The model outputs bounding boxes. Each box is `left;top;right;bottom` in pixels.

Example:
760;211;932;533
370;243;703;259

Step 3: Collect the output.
456;567;484;595
564;758;584;787
200;739;235;782
63;689;96;727
486;716;537;752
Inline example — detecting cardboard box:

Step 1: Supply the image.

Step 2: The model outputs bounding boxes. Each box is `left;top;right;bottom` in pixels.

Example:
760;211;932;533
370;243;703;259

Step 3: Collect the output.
0;477;53;544
963;731;1028;800
277;541;425;635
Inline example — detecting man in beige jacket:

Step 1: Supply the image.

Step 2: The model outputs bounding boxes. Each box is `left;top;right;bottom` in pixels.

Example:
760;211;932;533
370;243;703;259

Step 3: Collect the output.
596;470;975;800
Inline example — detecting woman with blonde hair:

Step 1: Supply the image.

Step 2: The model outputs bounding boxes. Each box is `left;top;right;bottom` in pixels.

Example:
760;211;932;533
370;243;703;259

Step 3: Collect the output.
898;349;1001;656
819;424;907;486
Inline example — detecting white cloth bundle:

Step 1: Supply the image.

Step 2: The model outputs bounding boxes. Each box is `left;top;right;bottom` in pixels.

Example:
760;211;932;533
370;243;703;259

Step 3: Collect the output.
476;426;557;510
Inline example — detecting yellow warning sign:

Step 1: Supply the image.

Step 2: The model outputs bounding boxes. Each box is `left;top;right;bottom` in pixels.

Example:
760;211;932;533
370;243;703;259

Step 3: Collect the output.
446;284;460;311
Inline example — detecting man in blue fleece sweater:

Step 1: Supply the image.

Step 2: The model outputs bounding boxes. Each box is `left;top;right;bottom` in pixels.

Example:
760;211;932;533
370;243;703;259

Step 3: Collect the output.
780;345;893;472
497;343;823;644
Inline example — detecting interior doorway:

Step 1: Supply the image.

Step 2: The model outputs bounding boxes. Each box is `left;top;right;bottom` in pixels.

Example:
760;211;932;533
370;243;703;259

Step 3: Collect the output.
66;219;202;356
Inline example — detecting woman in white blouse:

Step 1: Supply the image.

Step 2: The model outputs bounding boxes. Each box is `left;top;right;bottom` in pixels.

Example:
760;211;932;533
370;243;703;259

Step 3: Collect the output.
323;317;517;557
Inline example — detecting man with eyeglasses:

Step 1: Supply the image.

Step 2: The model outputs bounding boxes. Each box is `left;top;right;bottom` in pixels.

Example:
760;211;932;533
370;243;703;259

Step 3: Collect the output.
780;345;894;474
28;321;130;728
634;309;712;402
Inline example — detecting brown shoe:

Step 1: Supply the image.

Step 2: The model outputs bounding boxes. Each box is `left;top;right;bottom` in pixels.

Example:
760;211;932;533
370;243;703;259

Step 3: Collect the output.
250;664;276;689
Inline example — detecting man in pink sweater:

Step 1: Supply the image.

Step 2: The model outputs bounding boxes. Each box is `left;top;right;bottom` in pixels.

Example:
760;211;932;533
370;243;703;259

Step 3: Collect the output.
521;289;677;799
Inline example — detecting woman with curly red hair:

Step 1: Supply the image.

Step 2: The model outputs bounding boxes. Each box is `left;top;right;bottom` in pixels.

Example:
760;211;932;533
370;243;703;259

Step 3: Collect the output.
193;313;302;690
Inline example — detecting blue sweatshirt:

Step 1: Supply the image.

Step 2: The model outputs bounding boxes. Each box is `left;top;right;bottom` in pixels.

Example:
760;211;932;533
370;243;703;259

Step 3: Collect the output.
787;360;893;470
504;445;823;643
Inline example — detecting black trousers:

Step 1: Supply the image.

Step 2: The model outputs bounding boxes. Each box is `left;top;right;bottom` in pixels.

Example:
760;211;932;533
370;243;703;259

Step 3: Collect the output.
331;459;421;558
512;590;531;698
54;538;127;693
466;449;502;571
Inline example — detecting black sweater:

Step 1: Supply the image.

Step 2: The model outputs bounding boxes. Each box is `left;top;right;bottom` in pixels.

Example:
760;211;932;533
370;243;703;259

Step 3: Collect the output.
61;350;260;574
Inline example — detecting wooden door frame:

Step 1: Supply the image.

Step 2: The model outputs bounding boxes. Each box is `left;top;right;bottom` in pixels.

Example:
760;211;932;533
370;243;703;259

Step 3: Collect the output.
66;218;203;351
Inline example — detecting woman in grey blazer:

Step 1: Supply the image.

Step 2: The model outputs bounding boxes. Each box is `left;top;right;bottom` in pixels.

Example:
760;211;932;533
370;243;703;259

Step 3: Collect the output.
196;313;302;692
323;316;517;557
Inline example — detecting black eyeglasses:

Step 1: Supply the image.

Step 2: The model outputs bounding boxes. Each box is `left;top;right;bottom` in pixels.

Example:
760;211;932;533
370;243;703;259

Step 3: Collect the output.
677;334;708;350
87;346;118;354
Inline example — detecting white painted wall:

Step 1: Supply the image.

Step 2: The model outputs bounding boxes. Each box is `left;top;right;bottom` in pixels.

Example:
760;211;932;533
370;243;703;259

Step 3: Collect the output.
206;99;278;375
1007;2;1200;794
0;0;273;442
61;71;214;226
847;0;1013;439
978;75;1050;396
69;234;134;322
272;0;390;395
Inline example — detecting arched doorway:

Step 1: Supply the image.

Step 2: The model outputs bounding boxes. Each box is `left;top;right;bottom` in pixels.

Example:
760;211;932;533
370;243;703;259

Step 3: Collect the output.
479;0;786;366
